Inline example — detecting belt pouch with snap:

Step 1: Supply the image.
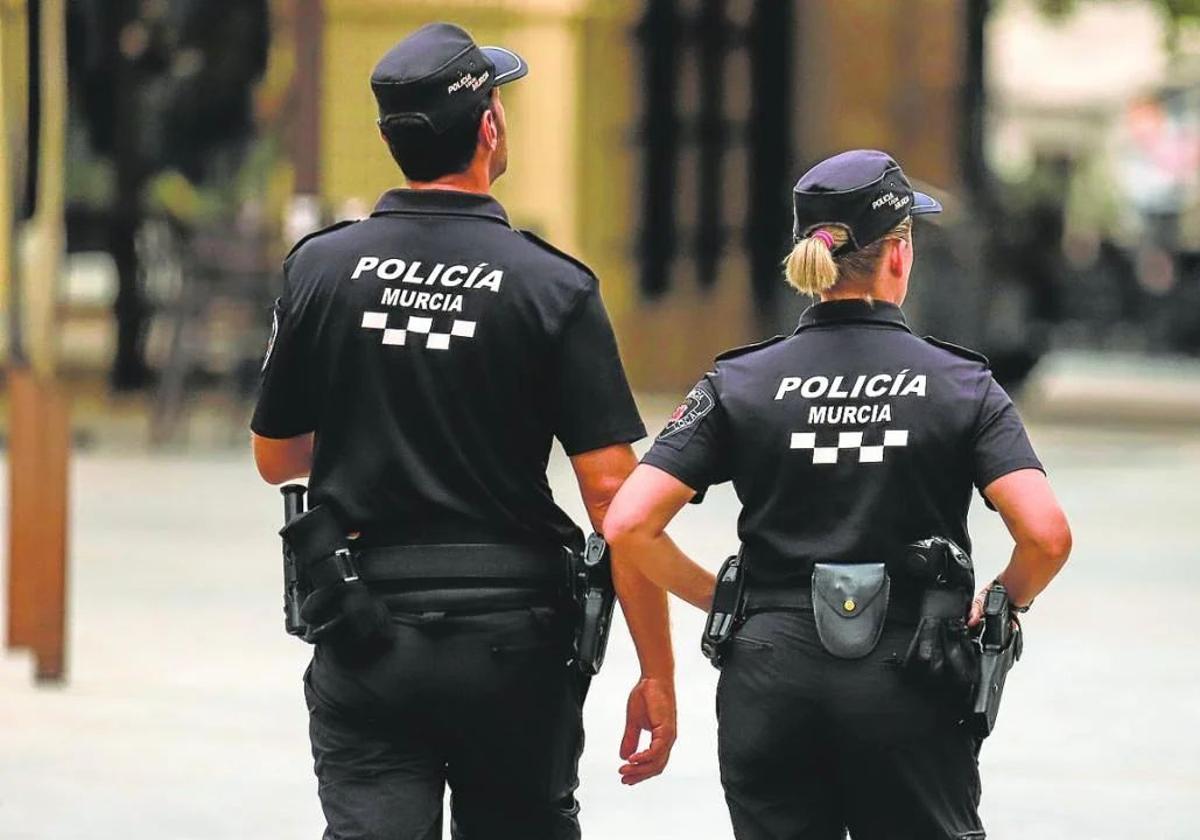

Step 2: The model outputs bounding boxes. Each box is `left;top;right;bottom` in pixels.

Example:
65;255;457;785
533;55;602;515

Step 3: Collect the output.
811;563;890;659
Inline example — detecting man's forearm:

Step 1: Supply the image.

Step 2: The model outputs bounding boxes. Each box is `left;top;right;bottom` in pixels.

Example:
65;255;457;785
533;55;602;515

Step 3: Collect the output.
612;555;674;679
252;432;315;485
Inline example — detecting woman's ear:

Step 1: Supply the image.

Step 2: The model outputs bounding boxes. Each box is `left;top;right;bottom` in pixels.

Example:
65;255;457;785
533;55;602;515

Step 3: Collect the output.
888;237;908;277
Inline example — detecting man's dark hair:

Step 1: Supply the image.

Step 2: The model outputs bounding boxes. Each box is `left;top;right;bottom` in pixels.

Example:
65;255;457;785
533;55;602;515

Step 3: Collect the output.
380;96;491;182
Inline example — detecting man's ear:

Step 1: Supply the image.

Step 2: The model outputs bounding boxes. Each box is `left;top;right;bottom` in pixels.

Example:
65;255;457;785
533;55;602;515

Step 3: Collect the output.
480;108;498;151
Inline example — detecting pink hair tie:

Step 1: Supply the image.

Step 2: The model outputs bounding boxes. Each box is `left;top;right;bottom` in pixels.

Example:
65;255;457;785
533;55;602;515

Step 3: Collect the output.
810;229;835;249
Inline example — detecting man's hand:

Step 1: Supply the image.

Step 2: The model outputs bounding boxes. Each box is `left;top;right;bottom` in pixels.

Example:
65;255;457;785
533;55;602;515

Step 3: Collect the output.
618;676;677;785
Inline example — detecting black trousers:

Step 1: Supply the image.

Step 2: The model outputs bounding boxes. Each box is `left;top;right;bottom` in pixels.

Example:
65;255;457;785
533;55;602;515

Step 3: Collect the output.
304;605;587;840
717;609;985;840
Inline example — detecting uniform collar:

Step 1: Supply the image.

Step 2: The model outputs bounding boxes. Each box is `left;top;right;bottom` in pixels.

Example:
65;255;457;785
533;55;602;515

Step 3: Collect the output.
372;188;511;226
797;299;910;331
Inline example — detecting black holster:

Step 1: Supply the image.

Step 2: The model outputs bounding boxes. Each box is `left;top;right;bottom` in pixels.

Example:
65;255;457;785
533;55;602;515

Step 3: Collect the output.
702;551;746;669
278;503;392;651
569;533;616;676
280;484;307;638
970;582;1022;738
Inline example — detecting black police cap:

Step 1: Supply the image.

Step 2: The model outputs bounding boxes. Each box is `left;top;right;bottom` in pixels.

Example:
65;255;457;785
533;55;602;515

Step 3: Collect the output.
792;150;942;254
371;22;528;134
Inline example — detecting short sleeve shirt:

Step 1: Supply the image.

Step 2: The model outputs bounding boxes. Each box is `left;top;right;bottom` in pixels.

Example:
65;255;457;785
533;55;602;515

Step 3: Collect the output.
642;299;1043;586
252;189;645;551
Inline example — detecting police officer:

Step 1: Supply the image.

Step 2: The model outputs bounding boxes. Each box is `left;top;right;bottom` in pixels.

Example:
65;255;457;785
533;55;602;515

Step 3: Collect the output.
251;23;677;840
604;150;1073;839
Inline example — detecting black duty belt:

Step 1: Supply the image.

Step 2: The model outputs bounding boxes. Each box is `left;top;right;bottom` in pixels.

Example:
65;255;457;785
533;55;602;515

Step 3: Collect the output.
744;586;811;613
351;543;567;616
745;585;919;623
353;543;564;585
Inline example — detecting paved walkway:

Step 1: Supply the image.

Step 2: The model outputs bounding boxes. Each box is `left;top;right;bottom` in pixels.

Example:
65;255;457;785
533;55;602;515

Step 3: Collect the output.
1;418;1198;838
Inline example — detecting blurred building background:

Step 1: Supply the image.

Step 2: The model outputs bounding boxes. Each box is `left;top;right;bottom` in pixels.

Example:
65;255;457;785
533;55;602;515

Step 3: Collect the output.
5;0;1200;440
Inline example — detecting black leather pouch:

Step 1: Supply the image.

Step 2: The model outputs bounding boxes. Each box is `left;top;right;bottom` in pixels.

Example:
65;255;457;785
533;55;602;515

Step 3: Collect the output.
811;563;891;659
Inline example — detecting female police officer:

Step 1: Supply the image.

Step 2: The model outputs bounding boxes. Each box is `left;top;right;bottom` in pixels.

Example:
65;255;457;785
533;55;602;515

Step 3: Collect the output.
603;149;1072;839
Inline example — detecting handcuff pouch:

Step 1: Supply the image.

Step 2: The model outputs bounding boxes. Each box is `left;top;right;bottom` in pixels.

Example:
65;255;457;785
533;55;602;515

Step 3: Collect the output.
811;563;890;659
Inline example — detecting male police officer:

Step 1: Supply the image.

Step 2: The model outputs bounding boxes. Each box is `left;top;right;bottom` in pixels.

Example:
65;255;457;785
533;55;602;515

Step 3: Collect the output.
251;23;676;840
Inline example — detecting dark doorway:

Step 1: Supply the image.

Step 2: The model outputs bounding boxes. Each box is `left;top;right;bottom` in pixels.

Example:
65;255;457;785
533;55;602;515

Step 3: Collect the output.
635;0;793;313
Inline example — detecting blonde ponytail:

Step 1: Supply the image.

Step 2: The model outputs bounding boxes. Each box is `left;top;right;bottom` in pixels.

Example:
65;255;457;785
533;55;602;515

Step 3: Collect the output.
783;225;850;295
782;217;913;297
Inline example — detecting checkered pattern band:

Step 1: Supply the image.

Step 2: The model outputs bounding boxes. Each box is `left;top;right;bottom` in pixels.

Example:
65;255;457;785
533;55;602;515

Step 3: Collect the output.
789;429;909;464
360;311;476;350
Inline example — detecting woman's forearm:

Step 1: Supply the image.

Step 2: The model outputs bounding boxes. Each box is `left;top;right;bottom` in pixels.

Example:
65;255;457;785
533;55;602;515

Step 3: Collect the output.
604;462;715;611
996;536;1070;608
614;530;716;612
984;469;1072;609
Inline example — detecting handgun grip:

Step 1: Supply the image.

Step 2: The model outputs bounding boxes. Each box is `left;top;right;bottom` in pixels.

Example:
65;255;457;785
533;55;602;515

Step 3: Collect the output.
282;484;306;524
983;583;1007;616
980;583;1011;651
584;532;608;568
710;554;744;614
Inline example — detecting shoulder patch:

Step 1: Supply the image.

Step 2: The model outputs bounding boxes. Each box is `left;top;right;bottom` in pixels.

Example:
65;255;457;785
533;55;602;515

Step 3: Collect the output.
714;334;787;362
519;230;598;279
261;298;282;371
923;335;990;367
284;219;358;262
657;384;716;442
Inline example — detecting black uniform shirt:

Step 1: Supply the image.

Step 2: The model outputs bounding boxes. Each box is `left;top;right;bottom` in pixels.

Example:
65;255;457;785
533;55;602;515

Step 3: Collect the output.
252;189;645;551
642;299;1043;587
